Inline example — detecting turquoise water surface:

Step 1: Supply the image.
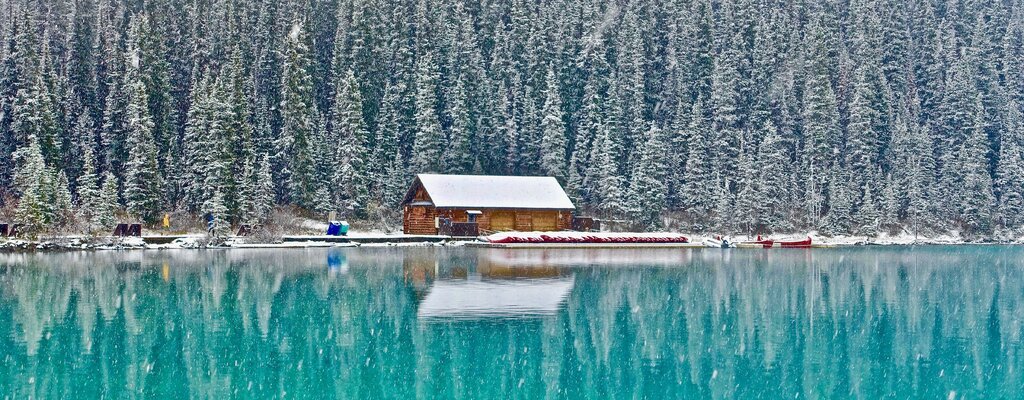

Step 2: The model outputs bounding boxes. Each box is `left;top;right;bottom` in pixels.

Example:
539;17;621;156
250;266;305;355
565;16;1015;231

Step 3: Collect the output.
0;246;1021;399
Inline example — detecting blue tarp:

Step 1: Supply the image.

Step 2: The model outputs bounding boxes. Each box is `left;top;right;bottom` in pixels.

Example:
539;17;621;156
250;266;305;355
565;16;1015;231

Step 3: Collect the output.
326;221;349;236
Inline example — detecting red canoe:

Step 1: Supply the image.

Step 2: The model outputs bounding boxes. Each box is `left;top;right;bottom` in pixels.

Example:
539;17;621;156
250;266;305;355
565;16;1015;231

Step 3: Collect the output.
779;237;812;248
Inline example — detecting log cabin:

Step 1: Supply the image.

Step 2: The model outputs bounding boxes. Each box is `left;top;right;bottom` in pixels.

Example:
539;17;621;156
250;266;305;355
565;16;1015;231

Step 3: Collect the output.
401;174;576;235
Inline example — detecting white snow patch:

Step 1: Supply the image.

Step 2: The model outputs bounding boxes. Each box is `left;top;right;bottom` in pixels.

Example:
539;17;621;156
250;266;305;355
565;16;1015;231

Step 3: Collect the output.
415;174;575;209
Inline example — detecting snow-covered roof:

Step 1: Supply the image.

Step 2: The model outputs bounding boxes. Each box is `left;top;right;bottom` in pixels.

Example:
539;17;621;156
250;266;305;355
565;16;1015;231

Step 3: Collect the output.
417;277;575;320
406;174;575;210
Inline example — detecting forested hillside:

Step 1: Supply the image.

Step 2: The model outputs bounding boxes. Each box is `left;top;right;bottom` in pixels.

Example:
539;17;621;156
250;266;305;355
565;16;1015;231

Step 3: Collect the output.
1;0;1023;237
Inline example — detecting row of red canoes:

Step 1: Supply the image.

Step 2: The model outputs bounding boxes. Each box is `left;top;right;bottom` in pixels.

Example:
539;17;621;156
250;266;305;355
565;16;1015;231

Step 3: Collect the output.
739;237;813;248
485;233;813;247
487;234;691;244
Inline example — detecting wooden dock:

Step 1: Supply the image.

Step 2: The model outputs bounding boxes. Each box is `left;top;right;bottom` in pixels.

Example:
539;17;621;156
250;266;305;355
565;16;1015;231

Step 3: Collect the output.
280;234;452;244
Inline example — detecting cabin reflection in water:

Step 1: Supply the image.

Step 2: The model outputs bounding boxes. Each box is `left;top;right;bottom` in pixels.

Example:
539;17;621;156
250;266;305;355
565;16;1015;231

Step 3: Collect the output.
404;249;574;321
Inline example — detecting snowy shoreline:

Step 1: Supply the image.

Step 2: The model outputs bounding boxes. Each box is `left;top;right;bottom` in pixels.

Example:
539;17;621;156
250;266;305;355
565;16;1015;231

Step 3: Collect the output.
1;231;1021;252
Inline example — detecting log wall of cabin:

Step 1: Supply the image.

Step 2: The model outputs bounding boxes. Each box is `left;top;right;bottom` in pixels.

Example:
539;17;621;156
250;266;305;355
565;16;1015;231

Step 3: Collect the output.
427;209;572;232
403;205;439;234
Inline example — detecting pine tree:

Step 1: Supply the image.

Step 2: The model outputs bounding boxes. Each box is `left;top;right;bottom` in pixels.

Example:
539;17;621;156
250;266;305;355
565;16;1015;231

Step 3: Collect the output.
681;97;715;218
76;144;100;228
93;172;119;232
279;21;317;207
331;69;369;216
627;124;669;229
203;188;230;240
253;154;275;223
879;173;899;233
734;140;760;234
372;81;403;204
997;102;1024;231
122;26;163;223
801;17;841;229
710;34;742;182
410;50;444;173
567;73;600;204
539;67;567;181
856;180;881;236
822;168;853;236
13;135;50;231
756;121;793;233
444;77;472;174
712;174;735;233
52;170;73;226
12;71;61;170
959;96;996;235
593;121;625;218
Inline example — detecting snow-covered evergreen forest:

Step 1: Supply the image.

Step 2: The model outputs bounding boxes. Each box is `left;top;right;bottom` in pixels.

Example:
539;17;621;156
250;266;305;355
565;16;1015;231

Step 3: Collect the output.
1;0;1023;237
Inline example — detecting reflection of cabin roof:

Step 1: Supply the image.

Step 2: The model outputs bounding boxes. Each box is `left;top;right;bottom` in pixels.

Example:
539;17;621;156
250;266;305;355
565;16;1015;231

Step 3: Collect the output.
417;277;575;320
404;174;575;210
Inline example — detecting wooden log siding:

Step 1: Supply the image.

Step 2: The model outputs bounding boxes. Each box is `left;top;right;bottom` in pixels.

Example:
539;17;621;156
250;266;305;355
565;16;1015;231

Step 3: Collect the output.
405;207;571;234
403;205;438;234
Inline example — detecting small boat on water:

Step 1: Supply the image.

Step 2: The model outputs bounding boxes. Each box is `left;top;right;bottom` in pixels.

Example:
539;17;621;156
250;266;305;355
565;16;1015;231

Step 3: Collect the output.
778;237;813;248
703;236;735;248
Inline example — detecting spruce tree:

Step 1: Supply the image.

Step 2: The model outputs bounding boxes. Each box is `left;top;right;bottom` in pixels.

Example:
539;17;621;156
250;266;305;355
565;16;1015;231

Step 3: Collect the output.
681;97;715;218
279;21;317;207
330;69;369;216
959;96;996;235
539;67;567;181
801;17;841;229
567;73;600;204
593;122;625;218
253;154;275;223
856;180;881;236
997;102;1024;231
13;135;50;231
410;50;444;173
444;77;473;174
627;124;668;229
52;170;73;226
203;188;230;240
756;121;793;233
122;29;163;223
76;144;100;228
93;172;119;232
822;168;853;236
734;140;760;234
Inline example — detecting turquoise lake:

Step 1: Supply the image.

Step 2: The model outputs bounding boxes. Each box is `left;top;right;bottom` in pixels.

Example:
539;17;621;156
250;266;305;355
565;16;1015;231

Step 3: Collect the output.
0;246;1021;399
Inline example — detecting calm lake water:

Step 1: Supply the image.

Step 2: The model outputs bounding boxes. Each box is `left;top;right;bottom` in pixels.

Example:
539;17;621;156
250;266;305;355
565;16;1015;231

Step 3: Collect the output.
0;246;1021;399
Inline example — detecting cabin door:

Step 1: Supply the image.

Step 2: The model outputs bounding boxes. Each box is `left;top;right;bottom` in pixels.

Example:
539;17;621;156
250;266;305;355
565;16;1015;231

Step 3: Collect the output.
490;211;515;231
533;212;558;231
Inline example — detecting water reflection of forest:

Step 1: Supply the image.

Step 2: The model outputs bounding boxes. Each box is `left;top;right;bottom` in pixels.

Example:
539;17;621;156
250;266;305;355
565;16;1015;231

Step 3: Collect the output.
0;247;1021;398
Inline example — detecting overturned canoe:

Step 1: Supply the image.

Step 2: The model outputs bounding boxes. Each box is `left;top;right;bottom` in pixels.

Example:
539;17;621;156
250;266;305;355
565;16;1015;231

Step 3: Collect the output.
779;237;813;248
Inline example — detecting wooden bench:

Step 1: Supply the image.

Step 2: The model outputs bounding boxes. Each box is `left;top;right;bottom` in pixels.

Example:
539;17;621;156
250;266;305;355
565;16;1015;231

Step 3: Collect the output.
113;223;142;237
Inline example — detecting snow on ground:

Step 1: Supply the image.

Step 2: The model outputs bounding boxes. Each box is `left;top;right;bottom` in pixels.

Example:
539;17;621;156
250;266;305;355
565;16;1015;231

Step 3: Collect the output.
299;219;330;232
